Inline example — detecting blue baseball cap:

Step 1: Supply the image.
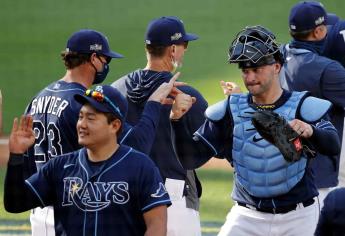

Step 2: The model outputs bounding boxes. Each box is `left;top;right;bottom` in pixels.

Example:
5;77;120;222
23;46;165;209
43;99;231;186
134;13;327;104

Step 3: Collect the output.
66;29;124;58
74;85;128;122
327;13;340;25
145;16;199;46
289;1;331;32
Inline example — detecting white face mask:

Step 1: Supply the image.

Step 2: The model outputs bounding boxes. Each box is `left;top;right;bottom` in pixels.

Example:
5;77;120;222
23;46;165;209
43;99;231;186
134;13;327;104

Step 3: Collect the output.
171;45;183;73
171;57;182;73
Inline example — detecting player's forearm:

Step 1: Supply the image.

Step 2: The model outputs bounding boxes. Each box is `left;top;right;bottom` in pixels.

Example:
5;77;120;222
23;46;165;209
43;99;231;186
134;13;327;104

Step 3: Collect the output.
144;225;166;236
4;153;40;213
309;124;340;156
171;119;214;169
143;206;167;236
122;101;161;154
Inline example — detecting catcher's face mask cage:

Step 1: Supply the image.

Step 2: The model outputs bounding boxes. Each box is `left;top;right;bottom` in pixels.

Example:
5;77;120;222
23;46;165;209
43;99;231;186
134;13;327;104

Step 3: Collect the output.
228;25;283;68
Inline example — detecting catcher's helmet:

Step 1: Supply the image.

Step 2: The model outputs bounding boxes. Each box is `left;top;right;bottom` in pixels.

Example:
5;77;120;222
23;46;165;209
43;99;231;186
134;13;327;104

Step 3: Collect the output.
228;25;283;68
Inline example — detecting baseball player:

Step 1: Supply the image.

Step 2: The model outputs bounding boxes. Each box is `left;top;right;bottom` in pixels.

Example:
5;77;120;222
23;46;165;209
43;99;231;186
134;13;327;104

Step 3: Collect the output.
279;1;345;205
171;25;340;236
24;29;187;236
323;13;345;67
24;29;124;235
112;16;207;236
322;13;345;189
4;85;171;236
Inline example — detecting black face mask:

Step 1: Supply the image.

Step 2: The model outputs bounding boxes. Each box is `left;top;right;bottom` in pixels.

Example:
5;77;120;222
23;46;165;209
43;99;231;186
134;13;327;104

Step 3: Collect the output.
91;56;110;84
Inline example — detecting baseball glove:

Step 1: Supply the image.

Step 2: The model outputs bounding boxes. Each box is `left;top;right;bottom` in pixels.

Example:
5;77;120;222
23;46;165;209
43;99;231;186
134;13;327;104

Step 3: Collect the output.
251;110;303;162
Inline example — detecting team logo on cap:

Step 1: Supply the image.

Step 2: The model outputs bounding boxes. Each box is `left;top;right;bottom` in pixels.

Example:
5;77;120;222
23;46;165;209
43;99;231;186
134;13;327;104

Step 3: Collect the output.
90;44;103;51
315;16;325;25
171;32;182;41
290;25;296;30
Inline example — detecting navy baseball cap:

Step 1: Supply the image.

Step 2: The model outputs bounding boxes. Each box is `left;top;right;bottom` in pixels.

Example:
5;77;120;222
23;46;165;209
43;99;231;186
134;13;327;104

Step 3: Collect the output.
289;1;331;32
74;85;128;122
145;16;199;46
66;29;124;58
327;13;340;25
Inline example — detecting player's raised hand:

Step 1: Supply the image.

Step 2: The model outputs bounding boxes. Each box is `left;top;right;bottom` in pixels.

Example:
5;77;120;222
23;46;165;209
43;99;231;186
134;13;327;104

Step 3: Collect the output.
220;80;241;96
148;72;186;104
170;93;196;120
9;115;35;154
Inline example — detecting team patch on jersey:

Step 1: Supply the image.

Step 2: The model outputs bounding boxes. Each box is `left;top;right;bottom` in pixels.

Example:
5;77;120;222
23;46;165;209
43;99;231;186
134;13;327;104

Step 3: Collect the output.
151;182;168;198
62;177;130;212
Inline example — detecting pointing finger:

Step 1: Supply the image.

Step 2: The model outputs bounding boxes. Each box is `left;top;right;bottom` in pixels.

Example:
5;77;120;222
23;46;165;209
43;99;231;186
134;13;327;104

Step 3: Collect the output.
169;72;181;85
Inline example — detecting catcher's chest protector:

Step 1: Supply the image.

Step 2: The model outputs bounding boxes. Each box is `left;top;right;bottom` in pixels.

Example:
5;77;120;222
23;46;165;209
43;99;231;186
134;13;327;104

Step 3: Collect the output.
229;92;307;198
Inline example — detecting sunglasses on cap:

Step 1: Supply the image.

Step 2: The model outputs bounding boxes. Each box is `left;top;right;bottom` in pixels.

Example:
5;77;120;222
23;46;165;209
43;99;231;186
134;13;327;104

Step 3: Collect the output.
85;89;123;118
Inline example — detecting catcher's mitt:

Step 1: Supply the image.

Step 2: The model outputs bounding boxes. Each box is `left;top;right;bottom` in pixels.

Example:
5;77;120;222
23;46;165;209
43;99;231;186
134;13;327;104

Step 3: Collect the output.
251;110;303;162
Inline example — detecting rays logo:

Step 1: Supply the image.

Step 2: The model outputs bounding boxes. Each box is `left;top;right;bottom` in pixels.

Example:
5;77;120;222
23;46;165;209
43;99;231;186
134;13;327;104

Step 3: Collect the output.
62;177;130;212
151;182;168;198
315;16;325;25
90;44;102;51
171;33;182;41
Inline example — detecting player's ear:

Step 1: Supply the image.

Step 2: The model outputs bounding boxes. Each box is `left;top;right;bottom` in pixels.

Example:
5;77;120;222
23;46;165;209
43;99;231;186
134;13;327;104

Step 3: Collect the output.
89;53;97;63
273;62;281;74
111;119;122;135
170;45;177;56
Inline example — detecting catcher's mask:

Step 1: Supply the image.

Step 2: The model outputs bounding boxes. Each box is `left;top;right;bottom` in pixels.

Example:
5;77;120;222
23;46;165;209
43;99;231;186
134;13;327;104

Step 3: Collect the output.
228;25;284;69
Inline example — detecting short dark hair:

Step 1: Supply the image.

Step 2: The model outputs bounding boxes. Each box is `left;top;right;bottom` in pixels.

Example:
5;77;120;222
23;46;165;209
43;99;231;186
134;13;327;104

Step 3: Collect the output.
104;112;123;136
289;29;314;41
145;44;169;57
61;51;91;69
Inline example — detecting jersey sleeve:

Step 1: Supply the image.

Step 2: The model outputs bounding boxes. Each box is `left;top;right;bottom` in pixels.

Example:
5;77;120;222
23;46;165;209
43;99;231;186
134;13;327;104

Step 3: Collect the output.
25;160;57;207
297;103;340;156
194;110;233;160
120;101;162;155
138;160;171;212
320;61;345;107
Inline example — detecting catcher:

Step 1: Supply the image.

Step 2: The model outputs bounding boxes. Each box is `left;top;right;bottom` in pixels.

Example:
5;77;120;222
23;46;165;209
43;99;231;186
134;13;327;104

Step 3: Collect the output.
171;25;340;236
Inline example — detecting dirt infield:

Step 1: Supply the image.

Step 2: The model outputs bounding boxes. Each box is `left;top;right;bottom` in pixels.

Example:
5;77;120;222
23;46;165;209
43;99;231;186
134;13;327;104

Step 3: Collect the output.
0;137;231;169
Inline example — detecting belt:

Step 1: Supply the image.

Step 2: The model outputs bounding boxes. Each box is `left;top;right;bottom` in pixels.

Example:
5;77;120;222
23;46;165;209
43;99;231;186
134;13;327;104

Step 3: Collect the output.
237;198;315;214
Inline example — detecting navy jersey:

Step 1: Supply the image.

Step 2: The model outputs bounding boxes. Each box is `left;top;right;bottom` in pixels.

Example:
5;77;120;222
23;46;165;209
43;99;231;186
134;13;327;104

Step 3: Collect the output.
112;69;207;210
323;20;345;67
280;43;345;188
113;70;208;181
25;80;161;171
25;145;171;236
26;80;85;169
173;91;340;208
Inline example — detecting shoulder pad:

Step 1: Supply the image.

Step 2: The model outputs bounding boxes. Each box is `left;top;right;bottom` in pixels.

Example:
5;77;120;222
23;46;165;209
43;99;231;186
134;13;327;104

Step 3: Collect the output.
300;96;332;122
205;99;228;122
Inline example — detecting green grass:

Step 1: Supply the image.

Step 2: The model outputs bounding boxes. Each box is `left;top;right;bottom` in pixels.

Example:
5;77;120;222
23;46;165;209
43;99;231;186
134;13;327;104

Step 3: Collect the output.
197;168;234;223
0;167;232;235
1;0;345;133
1;0;345;234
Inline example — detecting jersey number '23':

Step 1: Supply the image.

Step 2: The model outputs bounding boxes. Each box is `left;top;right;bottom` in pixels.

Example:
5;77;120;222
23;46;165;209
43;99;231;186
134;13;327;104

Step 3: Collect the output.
33;120;63;163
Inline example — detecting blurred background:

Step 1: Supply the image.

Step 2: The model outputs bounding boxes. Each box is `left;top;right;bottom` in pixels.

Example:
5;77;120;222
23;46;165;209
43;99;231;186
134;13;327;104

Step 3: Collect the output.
0;0;344;235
